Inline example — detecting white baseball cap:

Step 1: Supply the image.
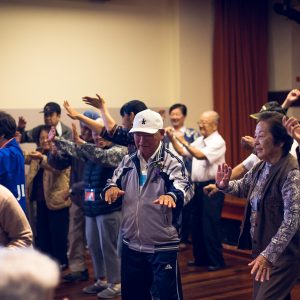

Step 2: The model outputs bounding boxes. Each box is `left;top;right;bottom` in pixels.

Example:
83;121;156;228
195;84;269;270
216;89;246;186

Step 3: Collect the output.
129;109;163;134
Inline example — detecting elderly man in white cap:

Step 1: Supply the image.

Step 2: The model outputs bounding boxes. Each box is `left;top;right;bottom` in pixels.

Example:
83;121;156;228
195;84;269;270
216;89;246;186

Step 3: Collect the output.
104;109;194;300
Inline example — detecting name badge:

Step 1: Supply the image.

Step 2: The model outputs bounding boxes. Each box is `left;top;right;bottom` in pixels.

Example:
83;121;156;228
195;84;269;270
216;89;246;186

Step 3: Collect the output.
139;174;147;186
85;189;95;202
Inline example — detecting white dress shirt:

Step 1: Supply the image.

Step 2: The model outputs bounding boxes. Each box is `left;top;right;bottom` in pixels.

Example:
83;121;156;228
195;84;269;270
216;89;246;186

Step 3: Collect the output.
187;131;226;182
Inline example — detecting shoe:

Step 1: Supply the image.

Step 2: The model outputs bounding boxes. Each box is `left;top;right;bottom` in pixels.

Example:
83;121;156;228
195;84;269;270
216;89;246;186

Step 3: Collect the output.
97;283;121;299
207;265;226;272
83;280;108;294
63;269;89;282
187;260;207;267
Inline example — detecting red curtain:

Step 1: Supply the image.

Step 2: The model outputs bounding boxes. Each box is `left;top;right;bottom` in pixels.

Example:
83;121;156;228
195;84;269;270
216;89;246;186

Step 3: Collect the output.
213;0;269;167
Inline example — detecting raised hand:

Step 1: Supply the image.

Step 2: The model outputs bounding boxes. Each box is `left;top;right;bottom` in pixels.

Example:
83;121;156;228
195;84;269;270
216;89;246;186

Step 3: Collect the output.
63;100;81;120
215;163;232;189
18;116;27;129
248;254;271;282
282;116;300;145
153;195;176;208
285;89;300;106
48;126;56;142
241;136;254;151
82;94;105;110
105;186;125;204
71;123;85;145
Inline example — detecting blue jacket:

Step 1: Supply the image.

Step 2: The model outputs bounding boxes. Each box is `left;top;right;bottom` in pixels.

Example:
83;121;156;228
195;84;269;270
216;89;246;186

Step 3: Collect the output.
0;138;26;212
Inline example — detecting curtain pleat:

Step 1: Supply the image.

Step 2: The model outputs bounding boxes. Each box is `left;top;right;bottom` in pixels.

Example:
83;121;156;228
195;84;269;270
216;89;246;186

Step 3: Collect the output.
213;0;269;166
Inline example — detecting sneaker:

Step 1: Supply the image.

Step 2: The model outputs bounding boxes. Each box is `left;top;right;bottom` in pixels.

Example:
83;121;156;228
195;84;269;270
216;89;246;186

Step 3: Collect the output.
63;269;89;282
97;283;121;299
83;280;108;294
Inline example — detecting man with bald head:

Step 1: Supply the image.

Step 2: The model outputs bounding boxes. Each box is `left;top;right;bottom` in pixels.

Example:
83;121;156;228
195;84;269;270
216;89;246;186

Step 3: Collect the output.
166;110;226;271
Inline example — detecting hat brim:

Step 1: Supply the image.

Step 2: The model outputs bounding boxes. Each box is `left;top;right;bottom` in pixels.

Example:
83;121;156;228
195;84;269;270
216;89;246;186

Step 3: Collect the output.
249;113;260;119
129;128;159;134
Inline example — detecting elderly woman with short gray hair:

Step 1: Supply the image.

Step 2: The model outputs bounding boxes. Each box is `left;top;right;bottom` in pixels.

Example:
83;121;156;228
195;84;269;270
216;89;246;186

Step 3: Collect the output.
216;112;300;300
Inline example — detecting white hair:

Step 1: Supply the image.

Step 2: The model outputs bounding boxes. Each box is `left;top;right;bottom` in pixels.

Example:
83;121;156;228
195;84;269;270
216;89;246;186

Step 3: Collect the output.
0;248;60;300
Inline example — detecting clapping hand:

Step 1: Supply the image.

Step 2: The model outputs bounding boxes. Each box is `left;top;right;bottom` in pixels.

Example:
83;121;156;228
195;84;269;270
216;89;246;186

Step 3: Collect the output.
215;163;232;189
82;94;105;110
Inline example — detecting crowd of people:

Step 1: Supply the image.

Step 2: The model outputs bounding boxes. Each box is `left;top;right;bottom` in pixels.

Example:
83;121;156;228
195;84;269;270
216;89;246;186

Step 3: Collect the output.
0;88;300;300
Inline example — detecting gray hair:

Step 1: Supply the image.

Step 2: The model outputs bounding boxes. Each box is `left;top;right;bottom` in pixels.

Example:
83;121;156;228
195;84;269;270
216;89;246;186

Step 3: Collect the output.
0;248;59;300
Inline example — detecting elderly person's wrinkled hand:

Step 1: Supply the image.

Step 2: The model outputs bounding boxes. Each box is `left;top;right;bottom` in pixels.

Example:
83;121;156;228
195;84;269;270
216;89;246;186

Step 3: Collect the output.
215;163;232;189
248;254;271;282
282;116;300;145
105;187;125;204
153;195;176;208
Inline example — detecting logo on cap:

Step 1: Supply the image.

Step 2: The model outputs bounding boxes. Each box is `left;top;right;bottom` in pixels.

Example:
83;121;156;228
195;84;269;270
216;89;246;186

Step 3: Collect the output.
129;109;163;134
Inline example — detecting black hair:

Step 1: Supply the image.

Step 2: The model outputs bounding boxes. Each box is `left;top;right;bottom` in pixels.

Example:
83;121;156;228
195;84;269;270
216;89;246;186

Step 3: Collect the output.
257;112;293;156
120;100;147;117
0;111;17;140
36;125;51;146
169;103;187;116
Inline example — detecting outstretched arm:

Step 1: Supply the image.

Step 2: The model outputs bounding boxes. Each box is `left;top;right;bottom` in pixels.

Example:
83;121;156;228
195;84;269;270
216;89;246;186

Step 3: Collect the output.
63;100;104;133
82;94;116;133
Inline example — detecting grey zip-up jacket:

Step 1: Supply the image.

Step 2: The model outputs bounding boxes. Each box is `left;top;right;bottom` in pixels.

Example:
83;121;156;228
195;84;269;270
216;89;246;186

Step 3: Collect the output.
104;143;194;253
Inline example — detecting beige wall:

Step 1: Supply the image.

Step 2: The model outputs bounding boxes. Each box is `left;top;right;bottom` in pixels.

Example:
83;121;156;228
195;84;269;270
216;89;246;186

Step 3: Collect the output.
2;0;298;129
269;0;300;118
0;0;213;129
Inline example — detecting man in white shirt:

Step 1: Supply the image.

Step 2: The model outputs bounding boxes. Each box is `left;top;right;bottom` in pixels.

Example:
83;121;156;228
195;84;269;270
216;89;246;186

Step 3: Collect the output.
166;110;226;271
164;103;199;248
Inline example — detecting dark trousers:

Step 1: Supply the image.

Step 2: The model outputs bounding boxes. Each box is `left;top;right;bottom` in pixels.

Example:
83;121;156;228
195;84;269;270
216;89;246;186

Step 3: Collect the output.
36;201;69;265
253;258;300;300
191;180;225;267
180;200;193;243
121;243;183;300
